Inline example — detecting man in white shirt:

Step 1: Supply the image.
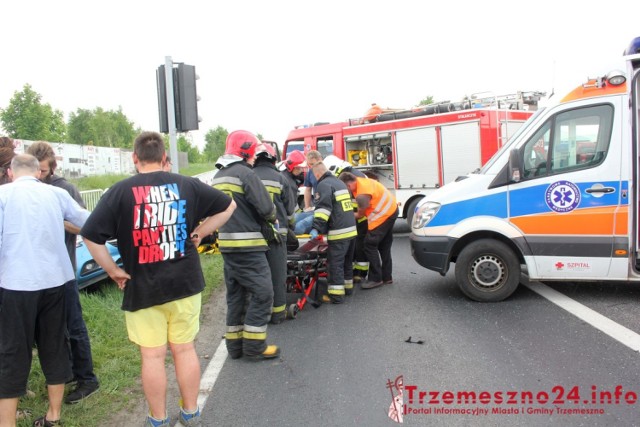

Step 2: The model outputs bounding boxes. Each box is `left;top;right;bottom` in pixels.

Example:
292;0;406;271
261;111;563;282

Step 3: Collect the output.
0;154;89;427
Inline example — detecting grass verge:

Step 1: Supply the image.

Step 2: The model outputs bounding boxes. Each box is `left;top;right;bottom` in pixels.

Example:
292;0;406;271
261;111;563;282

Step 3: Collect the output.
17;253;224;427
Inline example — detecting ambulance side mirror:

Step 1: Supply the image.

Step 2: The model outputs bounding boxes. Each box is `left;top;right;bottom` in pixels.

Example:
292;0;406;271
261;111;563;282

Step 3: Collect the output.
508;149;522;183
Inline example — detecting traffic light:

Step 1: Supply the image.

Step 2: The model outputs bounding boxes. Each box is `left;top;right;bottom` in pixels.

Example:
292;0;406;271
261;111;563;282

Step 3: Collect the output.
175;64;200;132
156;65;170;133
156;62;201;133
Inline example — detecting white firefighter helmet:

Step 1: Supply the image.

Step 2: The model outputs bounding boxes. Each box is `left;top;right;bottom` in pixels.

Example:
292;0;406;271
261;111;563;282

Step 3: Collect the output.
324;154;352;177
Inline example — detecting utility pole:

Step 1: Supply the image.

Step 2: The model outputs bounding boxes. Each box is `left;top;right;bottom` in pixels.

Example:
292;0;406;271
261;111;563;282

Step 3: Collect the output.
157;58;201;174
164;56;179;173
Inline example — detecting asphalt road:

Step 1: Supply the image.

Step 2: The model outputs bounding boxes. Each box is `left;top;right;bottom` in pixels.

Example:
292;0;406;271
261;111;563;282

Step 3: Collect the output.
200;221;640;426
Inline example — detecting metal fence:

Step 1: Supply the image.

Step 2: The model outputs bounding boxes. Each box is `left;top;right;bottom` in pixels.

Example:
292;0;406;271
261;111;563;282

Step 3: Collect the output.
80;189;105;211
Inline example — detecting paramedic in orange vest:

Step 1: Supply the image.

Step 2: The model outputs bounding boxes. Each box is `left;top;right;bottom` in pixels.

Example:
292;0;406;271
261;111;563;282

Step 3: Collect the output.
339;172;398;289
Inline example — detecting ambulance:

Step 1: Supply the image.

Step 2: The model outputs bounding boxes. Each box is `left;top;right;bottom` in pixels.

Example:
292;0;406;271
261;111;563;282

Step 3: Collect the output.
410;36;640;302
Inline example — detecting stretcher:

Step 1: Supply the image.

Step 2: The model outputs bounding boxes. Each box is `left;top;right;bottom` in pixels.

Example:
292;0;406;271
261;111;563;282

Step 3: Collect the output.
285;235;328;319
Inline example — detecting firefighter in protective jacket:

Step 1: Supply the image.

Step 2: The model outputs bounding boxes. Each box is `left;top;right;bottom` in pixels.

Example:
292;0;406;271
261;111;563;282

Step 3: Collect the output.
309;162;357;303
325;155;370;283
212;130;281;360
253;142;296;324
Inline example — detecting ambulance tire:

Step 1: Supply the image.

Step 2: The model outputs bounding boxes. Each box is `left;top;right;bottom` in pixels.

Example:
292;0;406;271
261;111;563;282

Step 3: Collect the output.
455;239;520;302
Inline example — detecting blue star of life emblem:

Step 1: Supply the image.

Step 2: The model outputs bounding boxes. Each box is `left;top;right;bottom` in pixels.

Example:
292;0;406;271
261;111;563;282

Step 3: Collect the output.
545;180;581;213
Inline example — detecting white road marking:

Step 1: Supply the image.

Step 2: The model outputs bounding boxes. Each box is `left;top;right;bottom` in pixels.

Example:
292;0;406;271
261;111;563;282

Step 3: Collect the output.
197;340;228;410
525;281;640;352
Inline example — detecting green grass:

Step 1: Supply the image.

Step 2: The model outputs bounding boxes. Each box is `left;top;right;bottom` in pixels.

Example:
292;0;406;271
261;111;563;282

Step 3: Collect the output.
18;254;224;427
68;163;217;191
70;174;129;191
178;162;217;177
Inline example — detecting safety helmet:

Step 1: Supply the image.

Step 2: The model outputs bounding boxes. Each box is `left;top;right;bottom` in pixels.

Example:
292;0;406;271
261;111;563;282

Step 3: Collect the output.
284;150;307;172
324;154;352;177
255;142;277;162
225;130;259;159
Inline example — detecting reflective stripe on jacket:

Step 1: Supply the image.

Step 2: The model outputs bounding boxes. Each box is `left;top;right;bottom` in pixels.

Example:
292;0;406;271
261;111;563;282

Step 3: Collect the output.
312;172;357;241
254;161;296;236
212;161;276;252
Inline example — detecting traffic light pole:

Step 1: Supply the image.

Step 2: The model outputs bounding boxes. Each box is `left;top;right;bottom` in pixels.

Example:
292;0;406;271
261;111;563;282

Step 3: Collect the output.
164;56;179;173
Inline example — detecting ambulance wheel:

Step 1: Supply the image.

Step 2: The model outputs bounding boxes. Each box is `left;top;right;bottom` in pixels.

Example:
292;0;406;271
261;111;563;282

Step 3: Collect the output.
287;304;298;319
455;239;520;302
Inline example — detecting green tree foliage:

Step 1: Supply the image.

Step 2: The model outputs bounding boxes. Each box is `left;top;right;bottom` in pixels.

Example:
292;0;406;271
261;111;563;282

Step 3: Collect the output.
0;84;66;141
418;96;435;106
177;135;202;163
203;126;228;162
161;134;203;164
67;107;137;148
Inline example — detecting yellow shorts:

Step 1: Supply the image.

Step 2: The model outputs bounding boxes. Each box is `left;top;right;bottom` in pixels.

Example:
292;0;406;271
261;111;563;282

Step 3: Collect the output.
125;293;202;348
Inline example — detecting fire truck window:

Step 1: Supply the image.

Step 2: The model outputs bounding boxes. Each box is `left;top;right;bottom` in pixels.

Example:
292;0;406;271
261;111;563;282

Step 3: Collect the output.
318;139;334;158
285;142;304;157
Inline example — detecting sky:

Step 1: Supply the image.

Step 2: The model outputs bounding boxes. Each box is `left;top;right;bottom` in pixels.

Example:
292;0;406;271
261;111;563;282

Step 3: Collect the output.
2;1;640;151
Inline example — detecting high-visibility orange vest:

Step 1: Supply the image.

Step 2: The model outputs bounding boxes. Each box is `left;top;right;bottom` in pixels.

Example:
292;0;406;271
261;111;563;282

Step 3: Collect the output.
353;177;397;230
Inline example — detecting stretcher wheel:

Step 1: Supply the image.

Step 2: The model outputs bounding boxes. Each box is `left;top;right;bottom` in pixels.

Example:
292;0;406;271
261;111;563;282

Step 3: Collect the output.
287;304;299;319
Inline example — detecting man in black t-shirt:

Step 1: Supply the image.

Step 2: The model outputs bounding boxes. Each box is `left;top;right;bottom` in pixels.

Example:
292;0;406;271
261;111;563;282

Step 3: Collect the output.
81;131;235;427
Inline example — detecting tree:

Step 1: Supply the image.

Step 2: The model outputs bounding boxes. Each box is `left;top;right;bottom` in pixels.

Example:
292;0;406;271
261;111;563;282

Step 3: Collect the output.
203;126;228;162
67;107;137;148
417;96;435;106
0;84;66;141
177;135;202;163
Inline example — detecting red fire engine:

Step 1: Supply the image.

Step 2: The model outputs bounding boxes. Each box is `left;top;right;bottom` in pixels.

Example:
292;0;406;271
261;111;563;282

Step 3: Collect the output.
283;91;545;224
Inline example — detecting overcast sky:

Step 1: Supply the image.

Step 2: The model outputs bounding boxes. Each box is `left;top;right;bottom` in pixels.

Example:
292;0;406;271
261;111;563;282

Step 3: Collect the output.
2;1;639;150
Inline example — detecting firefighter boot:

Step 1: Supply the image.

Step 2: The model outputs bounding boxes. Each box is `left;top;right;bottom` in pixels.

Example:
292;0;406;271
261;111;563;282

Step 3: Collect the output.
270;310;286;325
321;294;345;304
344;279;354;296
225;329;243;359
246;345;281;361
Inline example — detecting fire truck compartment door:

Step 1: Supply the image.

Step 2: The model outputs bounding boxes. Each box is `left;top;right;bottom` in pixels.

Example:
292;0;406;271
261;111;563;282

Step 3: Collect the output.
440;121;481;184
395;127;439;188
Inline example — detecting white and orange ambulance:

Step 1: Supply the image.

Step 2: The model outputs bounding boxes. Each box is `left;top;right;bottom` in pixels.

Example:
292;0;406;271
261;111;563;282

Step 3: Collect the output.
410;37;640;302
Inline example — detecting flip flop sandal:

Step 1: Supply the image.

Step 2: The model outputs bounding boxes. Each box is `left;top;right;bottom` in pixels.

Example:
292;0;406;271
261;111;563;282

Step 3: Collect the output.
33;416;62;426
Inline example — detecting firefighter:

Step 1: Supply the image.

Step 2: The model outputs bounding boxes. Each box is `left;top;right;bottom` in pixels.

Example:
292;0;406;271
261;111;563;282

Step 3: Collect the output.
339;171;399;289
212;130;281;360
309;162;357;303
253;143;296;324
325;156;370;286
279;150;307;250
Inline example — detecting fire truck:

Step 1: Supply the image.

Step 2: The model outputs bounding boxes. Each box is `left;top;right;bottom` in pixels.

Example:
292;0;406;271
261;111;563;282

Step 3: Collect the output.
283;91;546;224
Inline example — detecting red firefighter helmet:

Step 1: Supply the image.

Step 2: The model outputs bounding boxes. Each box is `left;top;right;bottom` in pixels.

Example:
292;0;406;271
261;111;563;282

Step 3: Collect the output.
225;130;259;159
255;142;277;162
284;150;307;172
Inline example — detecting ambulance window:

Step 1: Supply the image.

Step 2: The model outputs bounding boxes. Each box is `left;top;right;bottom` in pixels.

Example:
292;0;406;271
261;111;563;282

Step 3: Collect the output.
522;104;612;179
522;124;551;179
548;104;612;174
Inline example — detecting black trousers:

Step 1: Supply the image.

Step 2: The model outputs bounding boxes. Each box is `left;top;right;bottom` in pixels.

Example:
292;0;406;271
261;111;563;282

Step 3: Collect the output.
222;251;273;356
265;239;287;316
364;208;398;282
327;238;355;296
